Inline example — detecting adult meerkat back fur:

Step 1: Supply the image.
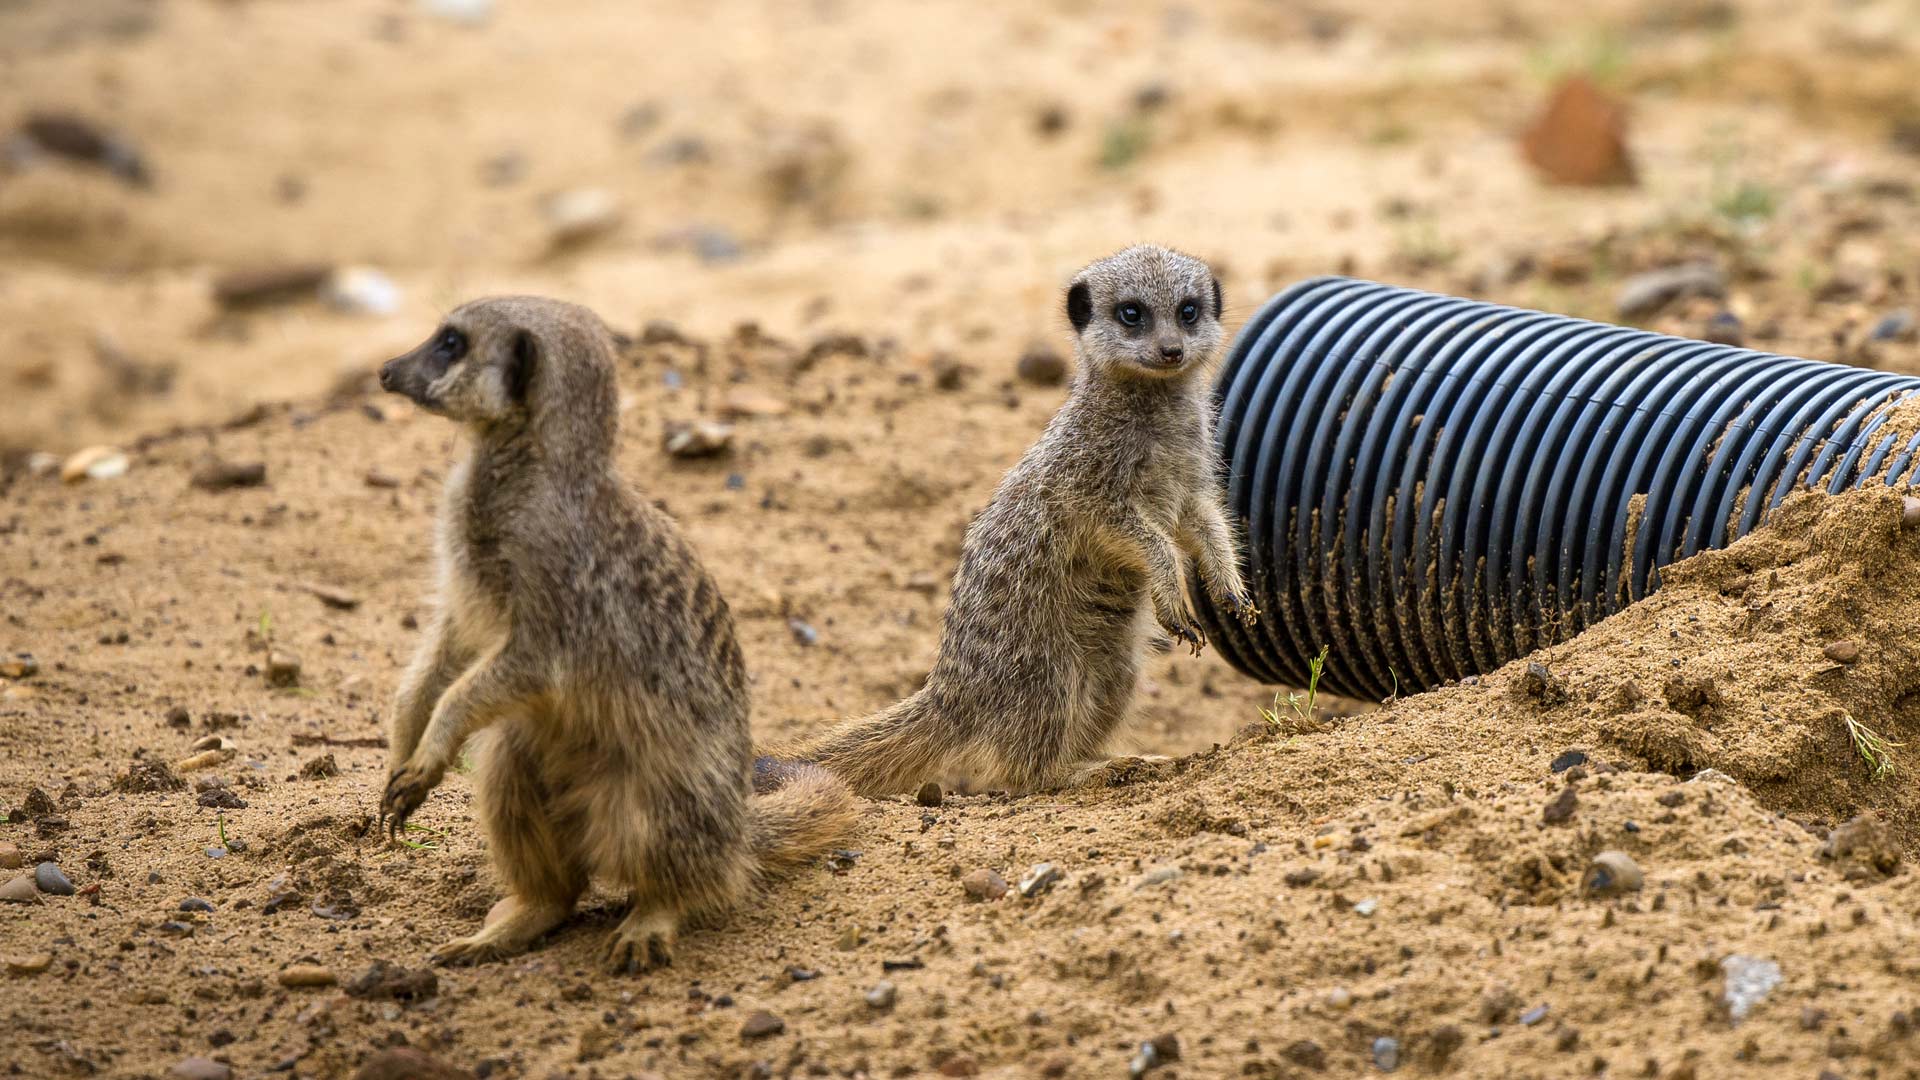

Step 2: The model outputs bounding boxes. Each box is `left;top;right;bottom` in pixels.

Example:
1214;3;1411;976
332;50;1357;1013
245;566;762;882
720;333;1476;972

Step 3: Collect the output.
376;296;856;971
785;245;1257;795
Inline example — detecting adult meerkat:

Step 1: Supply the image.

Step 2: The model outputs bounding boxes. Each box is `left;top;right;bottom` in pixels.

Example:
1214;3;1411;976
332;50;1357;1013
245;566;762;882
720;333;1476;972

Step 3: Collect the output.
376;296;856;971
783;245;1257;795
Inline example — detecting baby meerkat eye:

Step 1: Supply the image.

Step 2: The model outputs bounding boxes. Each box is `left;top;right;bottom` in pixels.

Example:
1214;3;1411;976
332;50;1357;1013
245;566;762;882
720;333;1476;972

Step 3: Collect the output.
1115;302;1145;328
434;327;468;363
1178;301;1200;326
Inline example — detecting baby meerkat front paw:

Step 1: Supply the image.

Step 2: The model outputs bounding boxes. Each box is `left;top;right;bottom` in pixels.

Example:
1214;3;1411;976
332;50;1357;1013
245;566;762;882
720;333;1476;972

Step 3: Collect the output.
1159;617;1207;657
1229;591;1261;626
380;760;443;838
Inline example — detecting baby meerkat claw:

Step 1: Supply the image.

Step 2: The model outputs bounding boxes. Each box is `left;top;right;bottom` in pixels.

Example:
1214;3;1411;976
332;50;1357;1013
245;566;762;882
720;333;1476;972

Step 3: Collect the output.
1231;592;1261;626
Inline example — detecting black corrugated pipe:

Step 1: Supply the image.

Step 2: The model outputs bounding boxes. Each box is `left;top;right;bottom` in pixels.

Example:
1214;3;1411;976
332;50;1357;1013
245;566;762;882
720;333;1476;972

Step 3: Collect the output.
1193;276;1920;699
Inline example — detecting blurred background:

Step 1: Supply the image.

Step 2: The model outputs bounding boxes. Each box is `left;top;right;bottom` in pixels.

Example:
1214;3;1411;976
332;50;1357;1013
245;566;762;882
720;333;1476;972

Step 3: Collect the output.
2;0;1918;456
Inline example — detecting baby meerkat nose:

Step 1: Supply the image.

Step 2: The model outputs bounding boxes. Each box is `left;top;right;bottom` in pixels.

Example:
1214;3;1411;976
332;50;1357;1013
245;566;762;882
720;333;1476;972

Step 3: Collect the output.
1160;344;1184;361
378;360;397;390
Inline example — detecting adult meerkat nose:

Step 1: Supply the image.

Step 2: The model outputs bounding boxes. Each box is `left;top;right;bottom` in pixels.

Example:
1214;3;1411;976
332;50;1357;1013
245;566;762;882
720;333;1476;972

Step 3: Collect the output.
378;359;397;390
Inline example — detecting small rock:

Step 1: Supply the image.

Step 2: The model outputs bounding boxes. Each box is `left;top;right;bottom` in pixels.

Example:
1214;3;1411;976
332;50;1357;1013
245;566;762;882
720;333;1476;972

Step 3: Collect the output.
1703;311;1744;347
60;446;129;484
1721;955;1781;1023
345;959;439;1002
197;787;248;809
365;467;402;489
179;897;215;913
544;188;623;248
719;388;789;419
962;869;1007;901
4;952;52;976
174;748;232;772
1015;344;1069;387
865;981;897;1010
191;460;267;492
1134;865;1182;889
1870;309;1915;343
1822;640;1860;664
1518;75;1635;187
1904;497;1920;528
168;1057;233;1080
740;1010;784;1039
1326;987;1354;1011
1616;263;1726;319
164;705;191;727
20;112;150;186
1517;661;1568;705
1520;1004;1549;1026
1128;1032;1181;1076
1582;851;1645;896
1353;897;1379;917
300;754;340;780
1371;1035;1401;1071
305;583;361;610
662;419;734;459
0;842;18;869
266;650;302;688
915;781;943;808
836;925;863;950
323;267;402;317
786;618;819;647
1017;862;1063;898
213;264;332;309
351;1047;471;1080
1821;814;1901;879
1549;749;1588;773
278;964;337;989
0;654;37;679
1541;786;1578;825
0;876;41;903
34;862;74;896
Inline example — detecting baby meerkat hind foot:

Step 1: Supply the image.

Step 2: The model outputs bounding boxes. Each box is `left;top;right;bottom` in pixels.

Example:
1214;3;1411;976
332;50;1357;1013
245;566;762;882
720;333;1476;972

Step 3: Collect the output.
1067;754;1176;789
604;909;677;974
430;895;574;967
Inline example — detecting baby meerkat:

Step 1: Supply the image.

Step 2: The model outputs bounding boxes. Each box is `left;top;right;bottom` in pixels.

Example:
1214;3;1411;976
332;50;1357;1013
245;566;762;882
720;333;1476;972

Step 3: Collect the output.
377;296;857;971
783;245;1257;795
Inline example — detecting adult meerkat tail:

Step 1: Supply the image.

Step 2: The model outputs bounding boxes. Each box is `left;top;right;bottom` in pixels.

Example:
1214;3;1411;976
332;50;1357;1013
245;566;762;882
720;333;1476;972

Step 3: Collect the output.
765;693;953;797
746;761;860;887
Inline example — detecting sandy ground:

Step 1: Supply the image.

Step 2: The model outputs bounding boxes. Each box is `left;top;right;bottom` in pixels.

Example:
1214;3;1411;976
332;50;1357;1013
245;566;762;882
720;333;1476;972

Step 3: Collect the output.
4;1;1920;1077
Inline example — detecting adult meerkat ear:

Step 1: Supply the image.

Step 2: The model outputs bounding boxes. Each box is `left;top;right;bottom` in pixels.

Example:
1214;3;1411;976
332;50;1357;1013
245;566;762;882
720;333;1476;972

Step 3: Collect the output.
1210;277;1223;320
1066;281;1093;332
507;329;537;404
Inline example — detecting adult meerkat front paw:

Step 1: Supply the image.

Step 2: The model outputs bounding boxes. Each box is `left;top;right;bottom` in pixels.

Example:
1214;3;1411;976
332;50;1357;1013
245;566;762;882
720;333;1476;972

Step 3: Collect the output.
380;760;443;838
1157;614;1208;657
1228;591;1261;626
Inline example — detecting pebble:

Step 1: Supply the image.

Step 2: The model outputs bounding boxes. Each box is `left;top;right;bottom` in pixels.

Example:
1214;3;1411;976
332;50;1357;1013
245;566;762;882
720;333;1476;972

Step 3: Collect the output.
323;267;402;316
197;787;248;809
213;264;332;309
1549;749;1588;773
344;959;439;1001
1582;851;1645;896
19;112;151;187
1904;496;1920;528
786;618;820;647
0;842;19;869
662;419;734;459
0;876;41;903
1128;1033;1181;1076
1371;1035;1401;1071
174;749;233;772
865;980;897;1009
1721;954;1781;1023
305;583;361;610
179;897;215;913
4;952;52;976
168;1058;233;1080
1134;865;1182;889
1541;786;1578;825
1353;897;1379;917
1616;263;1726;319
1703;311;1744;346
1869;309;1915;343
836;925;862;950
915;781;943;808
1823;640;1860;664
0;654;36;679
60;446;129;484
1015;344;1069;386
962;869;1007;901
740;1009;784;1039
266;650;302;688
351;1047;469;1080
1326;987;1353;1010
34;862;74;896
1016;862;1063;898
1520;1004;1549;1026
278;964;337;988
544;188;623;248
190;460;267;492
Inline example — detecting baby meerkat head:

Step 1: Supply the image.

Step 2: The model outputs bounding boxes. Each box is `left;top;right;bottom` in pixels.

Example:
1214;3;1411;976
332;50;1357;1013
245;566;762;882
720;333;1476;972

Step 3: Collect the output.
380;296;618;449
1064;245;1223;381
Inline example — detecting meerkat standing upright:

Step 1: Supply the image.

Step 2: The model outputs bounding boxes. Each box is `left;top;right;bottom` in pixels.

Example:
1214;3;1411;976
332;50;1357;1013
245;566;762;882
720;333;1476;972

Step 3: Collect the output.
782;245;1257;795
376;296;856;971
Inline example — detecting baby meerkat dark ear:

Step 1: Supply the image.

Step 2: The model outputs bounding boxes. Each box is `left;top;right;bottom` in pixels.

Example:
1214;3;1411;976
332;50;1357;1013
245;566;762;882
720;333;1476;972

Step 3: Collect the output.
507;329;537;404
1066;281;1093;332
1210;277;1223;321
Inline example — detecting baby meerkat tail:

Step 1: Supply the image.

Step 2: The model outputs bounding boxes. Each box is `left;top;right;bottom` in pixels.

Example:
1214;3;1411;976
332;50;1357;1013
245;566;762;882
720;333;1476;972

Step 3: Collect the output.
746;760;860;888
766;693;956;797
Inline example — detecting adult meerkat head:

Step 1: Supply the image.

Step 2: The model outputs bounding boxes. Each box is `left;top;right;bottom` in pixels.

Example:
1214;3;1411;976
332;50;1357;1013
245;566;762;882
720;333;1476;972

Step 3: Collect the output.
1064;245;1223;380
380;296;619;450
